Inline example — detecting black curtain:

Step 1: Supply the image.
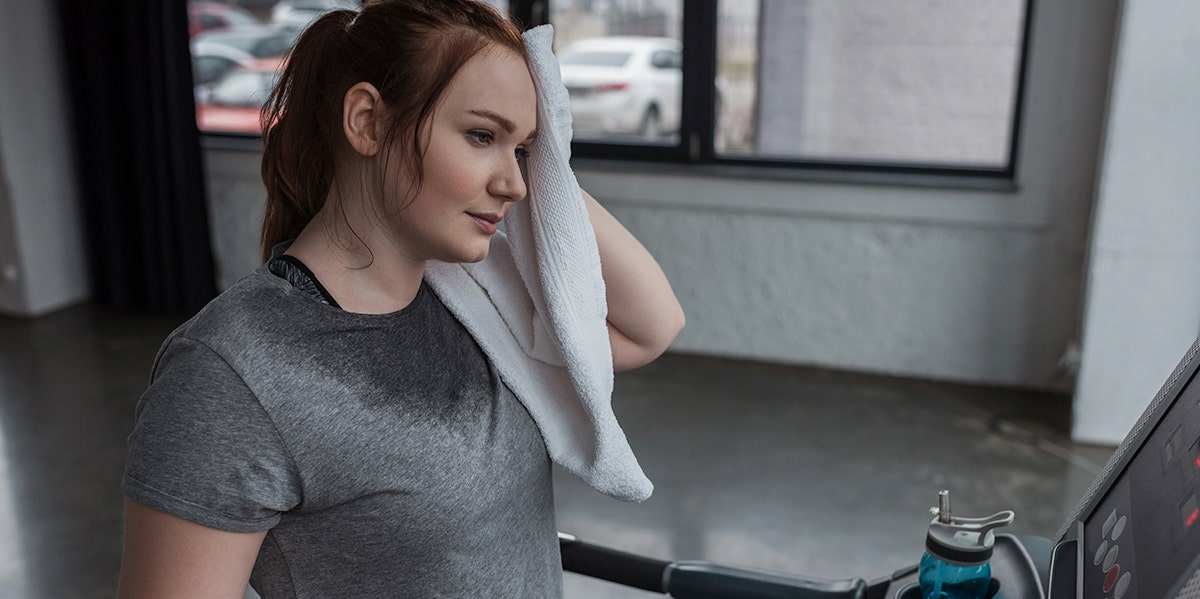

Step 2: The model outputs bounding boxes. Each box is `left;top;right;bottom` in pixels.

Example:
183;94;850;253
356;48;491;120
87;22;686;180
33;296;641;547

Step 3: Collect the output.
57;1;217;314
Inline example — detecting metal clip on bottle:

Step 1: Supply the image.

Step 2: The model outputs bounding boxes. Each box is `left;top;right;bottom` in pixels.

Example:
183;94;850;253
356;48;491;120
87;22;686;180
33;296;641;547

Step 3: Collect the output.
918;490;1015;599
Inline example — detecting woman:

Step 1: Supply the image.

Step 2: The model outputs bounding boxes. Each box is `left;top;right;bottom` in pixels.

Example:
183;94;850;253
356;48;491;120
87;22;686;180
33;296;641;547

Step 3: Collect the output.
118;0;684;596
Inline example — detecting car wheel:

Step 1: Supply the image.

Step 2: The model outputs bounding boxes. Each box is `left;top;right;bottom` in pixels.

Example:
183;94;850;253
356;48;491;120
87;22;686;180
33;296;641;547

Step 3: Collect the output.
640;105;662;139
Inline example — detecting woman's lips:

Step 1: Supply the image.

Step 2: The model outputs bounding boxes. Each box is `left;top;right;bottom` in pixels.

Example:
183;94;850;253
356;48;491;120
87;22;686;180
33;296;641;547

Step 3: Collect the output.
467;212;501;235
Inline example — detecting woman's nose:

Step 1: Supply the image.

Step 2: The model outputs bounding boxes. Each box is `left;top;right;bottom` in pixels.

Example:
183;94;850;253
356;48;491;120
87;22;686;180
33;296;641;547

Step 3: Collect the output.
491;153;528;202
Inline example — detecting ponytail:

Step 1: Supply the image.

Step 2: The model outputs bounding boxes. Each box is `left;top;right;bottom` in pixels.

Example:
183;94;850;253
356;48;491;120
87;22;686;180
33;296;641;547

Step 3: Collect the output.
259;10;357;262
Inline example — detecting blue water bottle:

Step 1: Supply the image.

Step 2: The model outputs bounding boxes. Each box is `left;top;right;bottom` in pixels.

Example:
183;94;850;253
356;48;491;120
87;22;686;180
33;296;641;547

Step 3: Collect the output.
919;490;1014;599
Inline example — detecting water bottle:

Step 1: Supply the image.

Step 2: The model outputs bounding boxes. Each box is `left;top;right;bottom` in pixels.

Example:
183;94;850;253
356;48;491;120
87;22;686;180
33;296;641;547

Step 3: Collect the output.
919;490;1014;599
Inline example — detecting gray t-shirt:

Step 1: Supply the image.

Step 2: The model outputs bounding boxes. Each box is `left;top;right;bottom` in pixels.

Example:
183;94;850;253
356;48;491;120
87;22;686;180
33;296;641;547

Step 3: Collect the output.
123;263;562;597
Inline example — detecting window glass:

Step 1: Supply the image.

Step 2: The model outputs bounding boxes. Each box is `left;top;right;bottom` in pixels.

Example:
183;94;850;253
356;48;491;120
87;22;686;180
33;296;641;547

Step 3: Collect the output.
189;1;298;134
718;0;1028;168
549;0;683;144
714;0;756;155
188;1;511;136
191;2;265;37
194;55;235;86
270;0;358;29
195;61;284;134
209;69;278;107
224;10;260;27
560;51;633;68
478;0;509;15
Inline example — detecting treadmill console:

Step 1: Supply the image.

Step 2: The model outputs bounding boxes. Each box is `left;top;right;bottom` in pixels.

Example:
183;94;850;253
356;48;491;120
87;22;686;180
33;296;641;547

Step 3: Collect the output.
1079;371;1200;599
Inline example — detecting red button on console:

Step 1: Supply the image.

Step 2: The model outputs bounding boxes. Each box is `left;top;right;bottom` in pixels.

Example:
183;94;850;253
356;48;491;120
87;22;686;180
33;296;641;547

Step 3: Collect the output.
1104;564;1121;593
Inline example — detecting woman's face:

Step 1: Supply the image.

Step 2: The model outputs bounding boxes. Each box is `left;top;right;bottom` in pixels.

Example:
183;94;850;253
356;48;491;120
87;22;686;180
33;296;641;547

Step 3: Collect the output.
382;45;537;264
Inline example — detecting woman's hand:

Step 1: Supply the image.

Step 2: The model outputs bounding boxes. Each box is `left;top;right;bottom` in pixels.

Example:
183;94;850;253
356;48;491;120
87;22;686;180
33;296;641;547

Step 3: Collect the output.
118;499;266;598
583;189;685;371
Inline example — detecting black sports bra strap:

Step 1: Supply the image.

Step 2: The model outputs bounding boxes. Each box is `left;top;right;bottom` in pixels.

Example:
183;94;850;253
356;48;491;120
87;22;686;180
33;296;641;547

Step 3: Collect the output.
268;254;342;309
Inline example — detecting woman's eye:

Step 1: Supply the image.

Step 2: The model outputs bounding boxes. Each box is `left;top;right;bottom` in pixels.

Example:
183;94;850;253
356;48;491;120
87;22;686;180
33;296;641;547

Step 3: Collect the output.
467;130;493;145
516;147;531;160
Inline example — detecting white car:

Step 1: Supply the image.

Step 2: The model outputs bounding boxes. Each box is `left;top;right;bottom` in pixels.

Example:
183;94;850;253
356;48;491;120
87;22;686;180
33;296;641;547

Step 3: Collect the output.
557;36;682;139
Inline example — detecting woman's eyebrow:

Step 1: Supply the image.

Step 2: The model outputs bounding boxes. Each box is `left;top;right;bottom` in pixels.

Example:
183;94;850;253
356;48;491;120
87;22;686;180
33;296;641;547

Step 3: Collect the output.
469;109;536;140
470;109;516;133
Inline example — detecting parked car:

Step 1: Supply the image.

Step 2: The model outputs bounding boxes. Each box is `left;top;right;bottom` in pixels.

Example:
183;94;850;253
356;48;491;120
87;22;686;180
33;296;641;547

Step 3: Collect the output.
188;2;261;37
192;24;300;63
271;0;360;29
191;25;298;100
193;50;247;94
557;36;682;139
195;58;285;134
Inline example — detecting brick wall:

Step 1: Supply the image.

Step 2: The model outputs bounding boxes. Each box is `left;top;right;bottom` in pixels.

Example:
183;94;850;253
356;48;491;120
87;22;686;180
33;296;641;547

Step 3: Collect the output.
757;0;1026;167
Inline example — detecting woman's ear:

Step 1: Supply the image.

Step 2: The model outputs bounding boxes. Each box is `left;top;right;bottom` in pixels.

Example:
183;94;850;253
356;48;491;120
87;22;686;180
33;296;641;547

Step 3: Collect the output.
343;82;384;157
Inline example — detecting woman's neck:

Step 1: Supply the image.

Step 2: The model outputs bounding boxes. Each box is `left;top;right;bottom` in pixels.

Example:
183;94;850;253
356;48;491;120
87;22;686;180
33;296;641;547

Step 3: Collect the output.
285;197;426;315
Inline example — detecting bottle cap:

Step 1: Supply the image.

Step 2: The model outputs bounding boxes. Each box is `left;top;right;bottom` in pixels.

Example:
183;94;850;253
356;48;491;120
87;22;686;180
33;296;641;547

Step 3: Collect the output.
924;490;1015;566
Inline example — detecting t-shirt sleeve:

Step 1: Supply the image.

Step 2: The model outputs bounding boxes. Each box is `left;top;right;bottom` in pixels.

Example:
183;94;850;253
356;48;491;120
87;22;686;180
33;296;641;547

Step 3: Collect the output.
123;335;302;533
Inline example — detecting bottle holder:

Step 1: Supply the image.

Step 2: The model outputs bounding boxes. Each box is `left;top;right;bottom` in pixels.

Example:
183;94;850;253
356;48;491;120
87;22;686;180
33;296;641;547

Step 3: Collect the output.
886;535;1047;599
894;579;1001;599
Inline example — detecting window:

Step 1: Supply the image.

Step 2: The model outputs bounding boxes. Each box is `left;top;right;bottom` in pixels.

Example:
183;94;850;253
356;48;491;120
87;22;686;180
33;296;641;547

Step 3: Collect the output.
732;0;1028;169
518;0;1032;178
194;0;1032;179
188;1;296;135
187;0;505;136
548;0;683;145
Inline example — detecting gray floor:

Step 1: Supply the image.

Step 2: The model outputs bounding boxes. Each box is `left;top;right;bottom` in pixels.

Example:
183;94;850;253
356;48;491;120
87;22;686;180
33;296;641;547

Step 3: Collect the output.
0;304;1113;598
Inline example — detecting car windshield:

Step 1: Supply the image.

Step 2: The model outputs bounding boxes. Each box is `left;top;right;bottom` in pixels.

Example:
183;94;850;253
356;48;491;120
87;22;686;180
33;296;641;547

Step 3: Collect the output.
560;51;632;67
209;70;275;107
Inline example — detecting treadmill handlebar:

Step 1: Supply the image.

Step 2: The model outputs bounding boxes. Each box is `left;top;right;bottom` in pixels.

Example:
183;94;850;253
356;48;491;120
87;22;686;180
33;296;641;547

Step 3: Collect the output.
559;532;869;599
558;532;670;592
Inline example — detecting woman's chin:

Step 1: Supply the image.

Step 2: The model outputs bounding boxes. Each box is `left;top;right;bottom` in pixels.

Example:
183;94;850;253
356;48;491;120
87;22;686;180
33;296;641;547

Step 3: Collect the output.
448;245;491;264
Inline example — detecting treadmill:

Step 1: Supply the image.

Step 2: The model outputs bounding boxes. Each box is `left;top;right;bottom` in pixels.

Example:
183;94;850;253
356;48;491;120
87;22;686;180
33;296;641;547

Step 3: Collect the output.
561;337;1200;599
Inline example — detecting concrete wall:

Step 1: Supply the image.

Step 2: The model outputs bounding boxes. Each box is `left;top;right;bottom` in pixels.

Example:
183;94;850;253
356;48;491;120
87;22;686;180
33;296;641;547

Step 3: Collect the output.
0;1;88;317
203;147;270;291
1073;0;1200;444
202;0;1118;392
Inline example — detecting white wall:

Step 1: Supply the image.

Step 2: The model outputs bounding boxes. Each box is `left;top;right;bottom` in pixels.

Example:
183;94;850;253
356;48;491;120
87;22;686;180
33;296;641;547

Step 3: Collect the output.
1073;0;1200;444
574;0;1116;389
0;143;24;313
202;0;1118;392
0;1;88;316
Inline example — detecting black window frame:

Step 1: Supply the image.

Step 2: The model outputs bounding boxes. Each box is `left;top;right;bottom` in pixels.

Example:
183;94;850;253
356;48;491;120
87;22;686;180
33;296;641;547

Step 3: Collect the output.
198;0;1034;185
511;0;1036;183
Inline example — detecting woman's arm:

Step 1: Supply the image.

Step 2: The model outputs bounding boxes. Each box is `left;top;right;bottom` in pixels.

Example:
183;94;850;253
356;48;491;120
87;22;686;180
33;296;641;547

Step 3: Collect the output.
583;188;685;371
118;499;266;598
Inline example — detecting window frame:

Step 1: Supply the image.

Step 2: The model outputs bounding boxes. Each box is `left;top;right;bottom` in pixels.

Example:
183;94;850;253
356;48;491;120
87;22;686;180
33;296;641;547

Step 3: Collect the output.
511;0;1036;183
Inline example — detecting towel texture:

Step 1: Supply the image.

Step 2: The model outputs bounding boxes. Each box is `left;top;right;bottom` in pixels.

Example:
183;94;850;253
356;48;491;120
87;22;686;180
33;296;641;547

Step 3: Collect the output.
423;25;653;502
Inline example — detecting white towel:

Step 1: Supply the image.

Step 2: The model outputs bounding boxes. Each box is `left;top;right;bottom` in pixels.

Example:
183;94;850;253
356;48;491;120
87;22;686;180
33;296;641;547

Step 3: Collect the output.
423;25;653;502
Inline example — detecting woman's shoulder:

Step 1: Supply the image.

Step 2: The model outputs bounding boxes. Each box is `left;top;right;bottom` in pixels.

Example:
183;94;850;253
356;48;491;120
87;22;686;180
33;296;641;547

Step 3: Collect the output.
161;268;297;361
